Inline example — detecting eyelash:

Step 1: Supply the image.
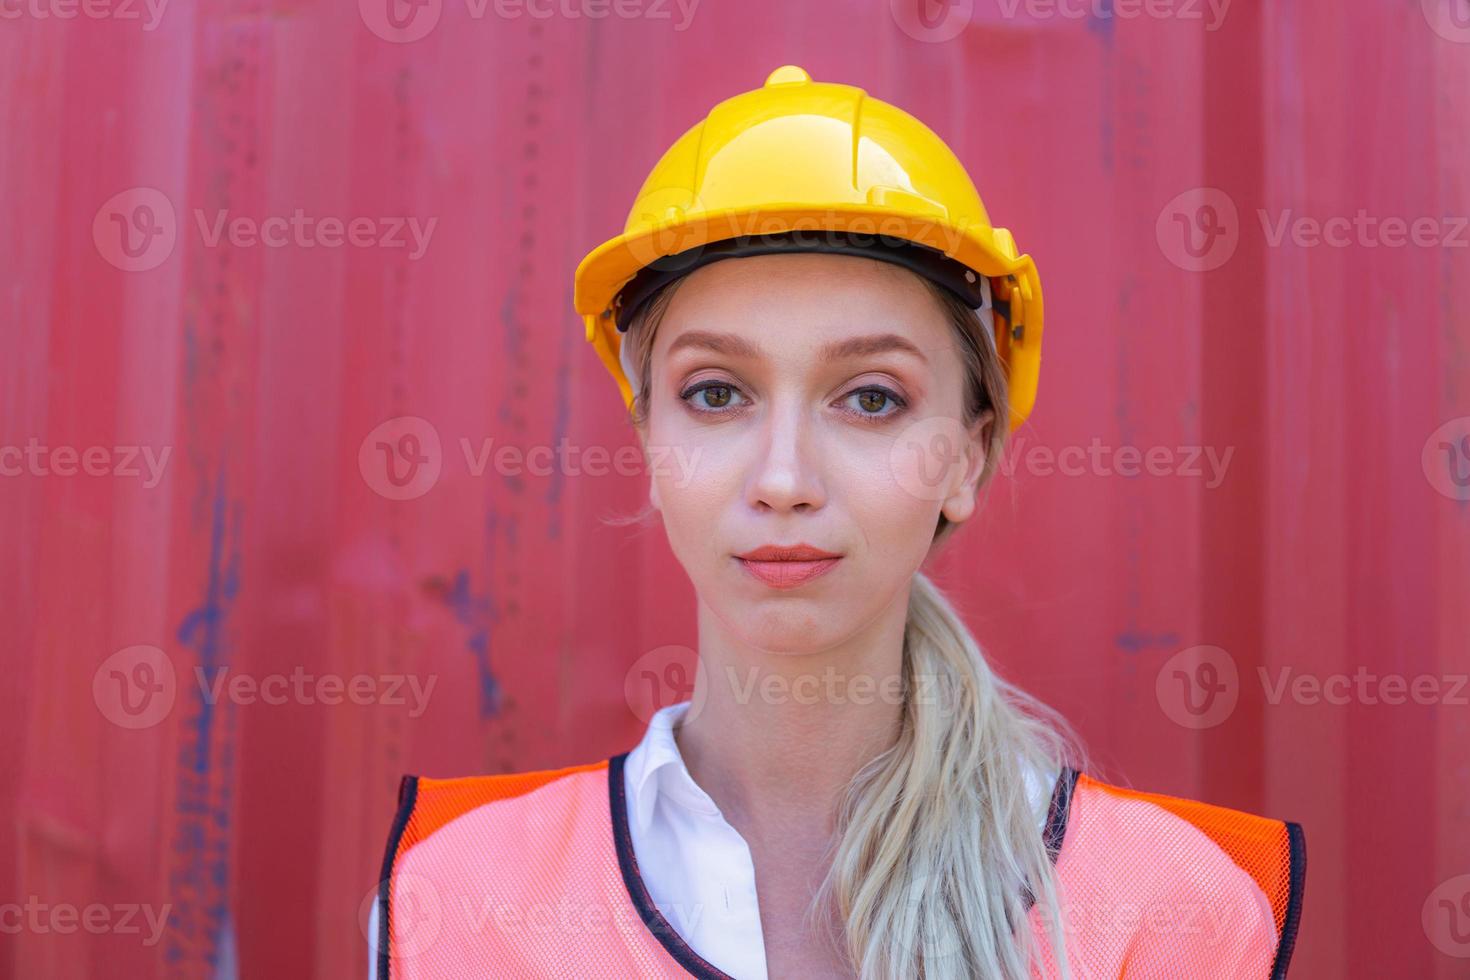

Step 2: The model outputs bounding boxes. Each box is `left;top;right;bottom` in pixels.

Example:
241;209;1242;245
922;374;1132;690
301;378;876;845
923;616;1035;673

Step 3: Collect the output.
677;380;910;423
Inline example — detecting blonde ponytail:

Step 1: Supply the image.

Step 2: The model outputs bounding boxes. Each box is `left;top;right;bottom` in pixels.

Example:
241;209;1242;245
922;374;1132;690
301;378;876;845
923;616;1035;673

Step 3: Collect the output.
805;570;1081;979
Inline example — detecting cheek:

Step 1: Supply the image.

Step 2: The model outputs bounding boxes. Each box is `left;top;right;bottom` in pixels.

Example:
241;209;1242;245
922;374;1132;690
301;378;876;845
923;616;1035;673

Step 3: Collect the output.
646;428;736;560
654;472;726;544
830;437;942;561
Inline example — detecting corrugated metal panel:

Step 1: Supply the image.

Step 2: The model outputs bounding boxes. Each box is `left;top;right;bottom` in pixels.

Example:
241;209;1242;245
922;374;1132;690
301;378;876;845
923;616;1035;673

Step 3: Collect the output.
1;2;1466;976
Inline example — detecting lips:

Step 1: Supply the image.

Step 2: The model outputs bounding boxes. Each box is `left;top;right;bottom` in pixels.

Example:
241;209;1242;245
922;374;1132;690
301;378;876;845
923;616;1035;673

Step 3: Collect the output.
734;543;843;590
736;544;842;562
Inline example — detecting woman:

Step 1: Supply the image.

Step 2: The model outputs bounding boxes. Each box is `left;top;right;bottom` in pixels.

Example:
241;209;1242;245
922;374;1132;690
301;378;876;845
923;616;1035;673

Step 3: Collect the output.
374;66;1305;979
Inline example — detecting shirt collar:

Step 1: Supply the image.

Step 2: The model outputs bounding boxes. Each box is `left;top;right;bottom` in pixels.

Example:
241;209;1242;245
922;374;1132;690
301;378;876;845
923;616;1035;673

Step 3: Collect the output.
623;701;1061;835
624;700;722;834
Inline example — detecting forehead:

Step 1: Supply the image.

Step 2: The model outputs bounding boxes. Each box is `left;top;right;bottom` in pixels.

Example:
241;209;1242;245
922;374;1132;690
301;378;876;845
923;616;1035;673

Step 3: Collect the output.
654;251;955;359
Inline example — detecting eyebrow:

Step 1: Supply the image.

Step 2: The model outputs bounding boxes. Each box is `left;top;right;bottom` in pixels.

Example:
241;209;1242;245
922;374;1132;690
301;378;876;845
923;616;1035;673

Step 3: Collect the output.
666;330;928;364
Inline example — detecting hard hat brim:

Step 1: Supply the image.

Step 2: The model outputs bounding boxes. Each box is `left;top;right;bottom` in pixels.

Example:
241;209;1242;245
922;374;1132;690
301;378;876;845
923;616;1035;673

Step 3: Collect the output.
574;205;1025;317
574;205;1042;431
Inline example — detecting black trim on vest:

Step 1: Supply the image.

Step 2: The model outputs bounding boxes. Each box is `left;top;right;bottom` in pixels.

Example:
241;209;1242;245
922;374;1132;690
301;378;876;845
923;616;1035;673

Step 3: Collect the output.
607;752;737;980
608;752;1081;974
1043;765;1081;859
376;774;420;980
1021;764;1081;912
1270;820;1308;979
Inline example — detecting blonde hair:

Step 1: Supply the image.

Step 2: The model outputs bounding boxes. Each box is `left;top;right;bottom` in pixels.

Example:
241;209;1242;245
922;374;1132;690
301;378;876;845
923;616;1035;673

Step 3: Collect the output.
607;265;1084;979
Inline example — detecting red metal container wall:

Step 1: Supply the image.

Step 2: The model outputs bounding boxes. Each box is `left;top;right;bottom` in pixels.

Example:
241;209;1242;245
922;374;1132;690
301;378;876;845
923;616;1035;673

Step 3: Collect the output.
2;2;1466;977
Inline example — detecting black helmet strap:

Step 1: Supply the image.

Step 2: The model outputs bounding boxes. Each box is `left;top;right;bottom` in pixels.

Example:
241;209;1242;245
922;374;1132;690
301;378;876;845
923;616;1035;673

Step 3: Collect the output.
613;229;1003;333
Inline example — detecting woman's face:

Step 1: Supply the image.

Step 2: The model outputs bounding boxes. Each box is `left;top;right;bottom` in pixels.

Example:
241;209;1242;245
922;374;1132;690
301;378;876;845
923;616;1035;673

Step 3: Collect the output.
641;251;994;655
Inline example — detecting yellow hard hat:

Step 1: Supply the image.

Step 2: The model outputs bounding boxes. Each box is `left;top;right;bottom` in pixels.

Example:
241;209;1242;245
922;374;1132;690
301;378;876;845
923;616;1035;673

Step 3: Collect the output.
573;64;1044;431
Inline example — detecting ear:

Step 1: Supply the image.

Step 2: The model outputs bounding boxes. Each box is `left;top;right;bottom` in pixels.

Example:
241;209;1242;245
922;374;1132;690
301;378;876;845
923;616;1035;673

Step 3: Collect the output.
940;409;995;525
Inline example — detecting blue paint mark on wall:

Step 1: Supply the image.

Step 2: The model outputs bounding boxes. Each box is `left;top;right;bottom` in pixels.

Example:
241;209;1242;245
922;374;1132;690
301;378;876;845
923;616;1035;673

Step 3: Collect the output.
165;464;241;976
443;567;501;719
545;296;576;541
1085;0;1115;40
1114;628;1181;654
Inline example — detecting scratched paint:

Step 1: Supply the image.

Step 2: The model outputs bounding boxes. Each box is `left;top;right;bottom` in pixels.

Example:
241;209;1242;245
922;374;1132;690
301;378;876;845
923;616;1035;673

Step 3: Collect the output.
166;472;241;977
431;567;502;720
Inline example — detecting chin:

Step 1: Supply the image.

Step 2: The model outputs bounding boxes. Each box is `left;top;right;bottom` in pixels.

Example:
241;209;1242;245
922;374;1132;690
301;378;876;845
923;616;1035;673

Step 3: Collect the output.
718;600;848;655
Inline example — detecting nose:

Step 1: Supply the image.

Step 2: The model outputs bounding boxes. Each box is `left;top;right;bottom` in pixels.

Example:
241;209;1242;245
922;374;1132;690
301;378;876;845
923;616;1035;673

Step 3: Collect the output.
744;400;828;514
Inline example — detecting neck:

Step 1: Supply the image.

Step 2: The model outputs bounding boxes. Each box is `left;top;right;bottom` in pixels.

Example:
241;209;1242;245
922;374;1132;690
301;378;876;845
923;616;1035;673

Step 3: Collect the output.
673;588;910;840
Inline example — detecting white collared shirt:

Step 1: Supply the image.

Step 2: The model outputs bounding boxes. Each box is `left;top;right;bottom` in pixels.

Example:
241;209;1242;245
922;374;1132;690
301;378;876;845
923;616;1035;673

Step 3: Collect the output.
622;700;770;978
624;700;1058;980
368;700;1056;980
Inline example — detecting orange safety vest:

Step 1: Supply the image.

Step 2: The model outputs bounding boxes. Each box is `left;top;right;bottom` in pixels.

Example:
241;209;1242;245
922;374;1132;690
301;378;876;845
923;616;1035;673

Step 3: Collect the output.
376;756;1305;978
